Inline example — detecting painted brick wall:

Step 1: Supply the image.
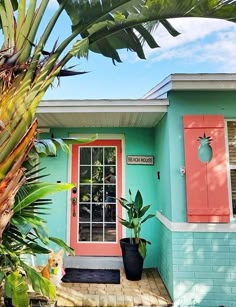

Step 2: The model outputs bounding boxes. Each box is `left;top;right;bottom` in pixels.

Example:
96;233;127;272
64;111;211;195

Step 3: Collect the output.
172;232;236;307
157;221;174;299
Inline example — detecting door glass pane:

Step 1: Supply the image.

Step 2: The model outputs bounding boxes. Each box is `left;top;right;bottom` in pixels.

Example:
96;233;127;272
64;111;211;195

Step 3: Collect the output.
92;148;103;165
92;166;103;183
79;204;90;222
105;185;116;202
104;166;116;183
92;223;103;241
92;203;103;222
79;185;91;202
105;148;116;164
79;223;90;241
92;185;103;202
80;148;91;165
105;203;116;222
105;223;116;241
80;166;91;183
78;146;117;242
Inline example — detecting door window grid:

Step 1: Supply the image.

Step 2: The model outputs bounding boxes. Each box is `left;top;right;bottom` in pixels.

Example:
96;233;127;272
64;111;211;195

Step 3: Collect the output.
227;121;236;217
78;146;117;242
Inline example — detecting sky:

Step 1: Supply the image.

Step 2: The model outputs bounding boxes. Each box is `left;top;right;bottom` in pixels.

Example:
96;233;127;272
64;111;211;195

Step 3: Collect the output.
10;1;236;100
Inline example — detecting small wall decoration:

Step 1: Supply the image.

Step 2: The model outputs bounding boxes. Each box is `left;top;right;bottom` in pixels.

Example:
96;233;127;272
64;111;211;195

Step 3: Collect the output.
127;155;154;165
198;133;213;163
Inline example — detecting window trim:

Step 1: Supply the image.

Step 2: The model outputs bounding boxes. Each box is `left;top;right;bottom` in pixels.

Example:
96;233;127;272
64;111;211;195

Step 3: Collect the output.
225;119;236;220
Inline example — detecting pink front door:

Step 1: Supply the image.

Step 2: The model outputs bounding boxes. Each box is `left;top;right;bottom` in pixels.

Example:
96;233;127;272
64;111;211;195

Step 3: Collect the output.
70;140;122;256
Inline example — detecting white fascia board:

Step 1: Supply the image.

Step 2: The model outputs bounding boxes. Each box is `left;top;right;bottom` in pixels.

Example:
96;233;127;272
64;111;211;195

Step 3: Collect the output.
38;99;169;113
143;73;236;99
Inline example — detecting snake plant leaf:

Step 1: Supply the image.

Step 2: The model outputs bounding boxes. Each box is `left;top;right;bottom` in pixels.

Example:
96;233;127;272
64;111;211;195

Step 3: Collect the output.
139;204;152;217
118;198;133;210
119;218;132;228
132;217;140;227
138;239;146;258
134;190;143;210
141;213;156;224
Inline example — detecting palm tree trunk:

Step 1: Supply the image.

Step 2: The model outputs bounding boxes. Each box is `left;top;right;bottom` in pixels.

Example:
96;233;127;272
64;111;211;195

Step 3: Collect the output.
0;119;38;241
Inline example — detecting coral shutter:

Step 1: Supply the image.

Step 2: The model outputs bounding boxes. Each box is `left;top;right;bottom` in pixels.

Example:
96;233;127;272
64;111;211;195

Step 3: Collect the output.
183;115;230;223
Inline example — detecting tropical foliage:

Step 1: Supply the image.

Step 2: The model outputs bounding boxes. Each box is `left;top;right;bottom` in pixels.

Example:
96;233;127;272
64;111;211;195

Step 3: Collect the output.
0;0;236;305
119;189;155;258
33;135;96;158
1;0;236;241
0;162;74;306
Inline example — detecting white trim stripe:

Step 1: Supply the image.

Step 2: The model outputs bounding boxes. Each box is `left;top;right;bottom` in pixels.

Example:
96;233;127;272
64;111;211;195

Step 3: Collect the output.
156;211;236;232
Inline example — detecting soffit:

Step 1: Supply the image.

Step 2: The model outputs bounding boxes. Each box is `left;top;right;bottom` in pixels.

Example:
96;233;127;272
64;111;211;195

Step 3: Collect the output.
37;99;168;128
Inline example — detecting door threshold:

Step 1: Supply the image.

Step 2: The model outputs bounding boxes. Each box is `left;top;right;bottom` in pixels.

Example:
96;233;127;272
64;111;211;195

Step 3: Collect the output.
64;256;123;270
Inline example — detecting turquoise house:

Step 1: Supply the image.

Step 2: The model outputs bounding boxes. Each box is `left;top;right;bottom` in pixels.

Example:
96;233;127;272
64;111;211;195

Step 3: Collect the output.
37;74;236;307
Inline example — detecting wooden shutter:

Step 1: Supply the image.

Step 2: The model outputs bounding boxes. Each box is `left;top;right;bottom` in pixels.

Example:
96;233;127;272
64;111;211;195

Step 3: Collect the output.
183;115;230;223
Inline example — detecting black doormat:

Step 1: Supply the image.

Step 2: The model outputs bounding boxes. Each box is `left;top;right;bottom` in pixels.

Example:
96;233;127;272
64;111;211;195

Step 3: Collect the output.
62;268;120;284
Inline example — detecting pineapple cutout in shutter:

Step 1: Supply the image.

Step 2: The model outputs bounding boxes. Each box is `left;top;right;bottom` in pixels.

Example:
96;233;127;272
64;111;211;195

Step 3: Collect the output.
198;133;213;163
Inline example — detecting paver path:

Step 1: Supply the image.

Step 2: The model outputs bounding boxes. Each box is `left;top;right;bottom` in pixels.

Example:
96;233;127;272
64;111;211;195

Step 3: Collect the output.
56;268;173;307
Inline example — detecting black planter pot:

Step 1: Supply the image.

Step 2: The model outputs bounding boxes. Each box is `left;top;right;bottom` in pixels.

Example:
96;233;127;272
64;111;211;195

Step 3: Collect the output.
120;238;144;281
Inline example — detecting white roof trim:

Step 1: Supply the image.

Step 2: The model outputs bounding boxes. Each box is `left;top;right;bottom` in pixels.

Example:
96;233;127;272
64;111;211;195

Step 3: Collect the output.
37;99;169;128
38;99;169;113
143;73;236;99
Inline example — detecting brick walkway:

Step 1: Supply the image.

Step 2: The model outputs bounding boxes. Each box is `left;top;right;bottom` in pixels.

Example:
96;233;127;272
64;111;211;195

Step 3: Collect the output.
56;268;173;307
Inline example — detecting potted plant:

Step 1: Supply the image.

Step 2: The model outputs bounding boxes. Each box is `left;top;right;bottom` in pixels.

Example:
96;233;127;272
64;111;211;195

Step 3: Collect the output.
119;189;155;281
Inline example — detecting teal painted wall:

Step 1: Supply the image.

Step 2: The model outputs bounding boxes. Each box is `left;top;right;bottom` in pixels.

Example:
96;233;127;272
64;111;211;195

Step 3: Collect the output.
155;90;236;307
157;220;173;299
38;127;158;267
154;115;172;220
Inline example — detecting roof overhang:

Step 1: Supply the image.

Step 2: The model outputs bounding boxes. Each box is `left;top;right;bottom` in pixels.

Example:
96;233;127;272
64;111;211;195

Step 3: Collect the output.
37;99;168;128
143;73;236;99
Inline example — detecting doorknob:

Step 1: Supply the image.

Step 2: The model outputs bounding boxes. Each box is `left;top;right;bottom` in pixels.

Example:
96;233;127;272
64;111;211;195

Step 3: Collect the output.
72;197;77;217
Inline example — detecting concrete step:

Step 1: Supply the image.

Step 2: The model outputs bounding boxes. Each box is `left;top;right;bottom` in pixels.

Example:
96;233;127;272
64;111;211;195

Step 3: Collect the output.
64;256;123;270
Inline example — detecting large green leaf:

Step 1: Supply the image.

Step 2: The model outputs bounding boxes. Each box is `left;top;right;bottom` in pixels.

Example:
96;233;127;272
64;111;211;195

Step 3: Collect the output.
49;236;75;255
22;263;56;299
134;190;143;211
60;0;236;63
5;271;29;307
14;182;74;213
33;135;97;157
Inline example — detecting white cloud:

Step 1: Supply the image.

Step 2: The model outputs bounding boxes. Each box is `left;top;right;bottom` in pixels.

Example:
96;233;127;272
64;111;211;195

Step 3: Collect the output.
141;18;236;71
